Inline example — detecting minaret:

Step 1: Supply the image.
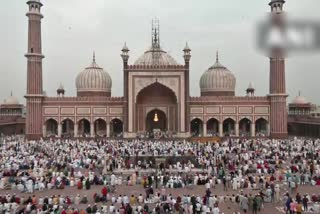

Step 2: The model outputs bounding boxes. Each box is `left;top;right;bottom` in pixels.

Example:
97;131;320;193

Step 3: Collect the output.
25;0;44;140
121;42;129;134
268;0;288;138
183;43;191;132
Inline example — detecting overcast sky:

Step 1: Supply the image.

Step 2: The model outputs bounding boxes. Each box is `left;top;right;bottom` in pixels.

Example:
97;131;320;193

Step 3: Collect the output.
1;0;320;104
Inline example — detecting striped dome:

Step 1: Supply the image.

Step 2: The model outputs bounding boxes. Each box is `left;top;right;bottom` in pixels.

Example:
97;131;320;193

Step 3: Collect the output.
76;57;112;96
200;53;236;96
134;47;179;66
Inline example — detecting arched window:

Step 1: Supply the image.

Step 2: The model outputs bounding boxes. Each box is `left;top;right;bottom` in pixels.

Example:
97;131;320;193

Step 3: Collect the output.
223;118;235;136
239;118;251;137
190;118;203;137
206;118;219;137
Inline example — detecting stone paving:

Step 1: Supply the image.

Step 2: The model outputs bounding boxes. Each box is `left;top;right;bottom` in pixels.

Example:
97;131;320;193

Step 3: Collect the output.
4;179;320;213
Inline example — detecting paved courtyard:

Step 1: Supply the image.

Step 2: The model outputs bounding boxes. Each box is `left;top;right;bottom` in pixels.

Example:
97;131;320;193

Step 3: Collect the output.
4;179;320;213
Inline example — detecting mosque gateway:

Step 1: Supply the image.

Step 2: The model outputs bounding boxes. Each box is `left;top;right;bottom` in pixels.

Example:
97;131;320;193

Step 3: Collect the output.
25;0;288;140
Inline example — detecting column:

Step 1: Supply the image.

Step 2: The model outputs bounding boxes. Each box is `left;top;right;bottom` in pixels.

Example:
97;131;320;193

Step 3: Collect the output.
251;123;256;137
42;125;46;137
74;124;78;138
235;123;239;137
267;123;270;136
219;123;223;137
106;123;110;138
58;124;62;138
95;122;99;134
90;123;95;137
203;122;207;137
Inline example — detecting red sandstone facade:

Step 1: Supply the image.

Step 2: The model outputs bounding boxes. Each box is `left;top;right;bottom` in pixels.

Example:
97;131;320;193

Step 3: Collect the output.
24;0;288;139
0;101;25;136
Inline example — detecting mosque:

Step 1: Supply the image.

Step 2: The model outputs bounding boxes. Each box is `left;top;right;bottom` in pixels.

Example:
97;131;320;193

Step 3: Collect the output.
24;0;289;140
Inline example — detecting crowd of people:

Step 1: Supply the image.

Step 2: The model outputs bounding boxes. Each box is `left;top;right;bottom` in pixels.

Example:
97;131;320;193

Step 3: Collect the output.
0;135;320;213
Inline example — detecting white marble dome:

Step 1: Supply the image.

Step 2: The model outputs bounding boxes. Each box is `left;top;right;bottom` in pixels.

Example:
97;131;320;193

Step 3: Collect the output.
292;95;308;105
3;94;19;105
200;54;236;96
134;47;179;66
76;57;112;96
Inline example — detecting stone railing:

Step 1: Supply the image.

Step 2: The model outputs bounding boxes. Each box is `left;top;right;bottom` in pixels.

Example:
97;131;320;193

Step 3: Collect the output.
0;117;25;125
189;96;269;103
288;116;320;124
127;64;185;70
44;96;125;103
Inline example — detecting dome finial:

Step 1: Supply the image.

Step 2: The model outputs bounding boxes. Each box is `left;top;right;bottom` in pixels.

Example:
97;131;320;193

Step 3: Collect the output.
216;51;219;63
93;51;96;63
10;91;13;96
122;42;129;52
184;42;191;52
151;18;160;49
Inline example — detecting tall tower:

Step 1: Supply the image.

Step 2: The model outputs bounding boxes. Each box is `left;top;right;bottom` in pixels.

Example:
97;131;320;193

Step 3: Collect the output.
183;43;191;133
121;43;129;134
25;0;44;140
268;0;288;138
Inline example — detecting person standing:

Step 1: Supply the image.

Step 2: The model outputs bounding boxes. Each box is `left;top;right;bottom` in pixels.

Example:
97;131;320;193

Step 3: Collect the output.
285;197;292;214
240;195;249;213
296;202;303;214
101;186;107;201
290;199;297;214
213;203;220;214
302;195;308;212
248;194;253;212
252;196;258;214
256;193;263;211
223;176;227;191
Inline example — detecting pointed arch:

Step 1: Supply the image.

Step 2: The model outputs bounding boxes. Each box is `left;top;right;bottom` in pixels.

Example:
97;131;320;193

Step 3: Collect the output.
45;118;58;137
223;118;235;136
135;79;178;104
44;117;58;125
94;118;107;137
206;118;219;136
239;118;251;137
190;118;203;137
255;117;269;137
61;118;74;137
110;118;123;137
136;82;177;104
78;118;91;137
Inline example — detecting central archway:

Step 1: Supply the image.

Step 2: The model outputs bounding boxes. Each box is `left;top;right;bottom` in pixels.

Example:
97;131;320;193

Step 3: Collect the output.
136;82;177;133
146;109;167;132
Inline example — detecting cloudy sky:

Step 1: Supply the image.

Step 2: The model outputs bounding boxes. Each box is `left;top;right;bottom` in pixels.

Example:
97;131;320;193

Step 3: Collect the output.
1;0;320;104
